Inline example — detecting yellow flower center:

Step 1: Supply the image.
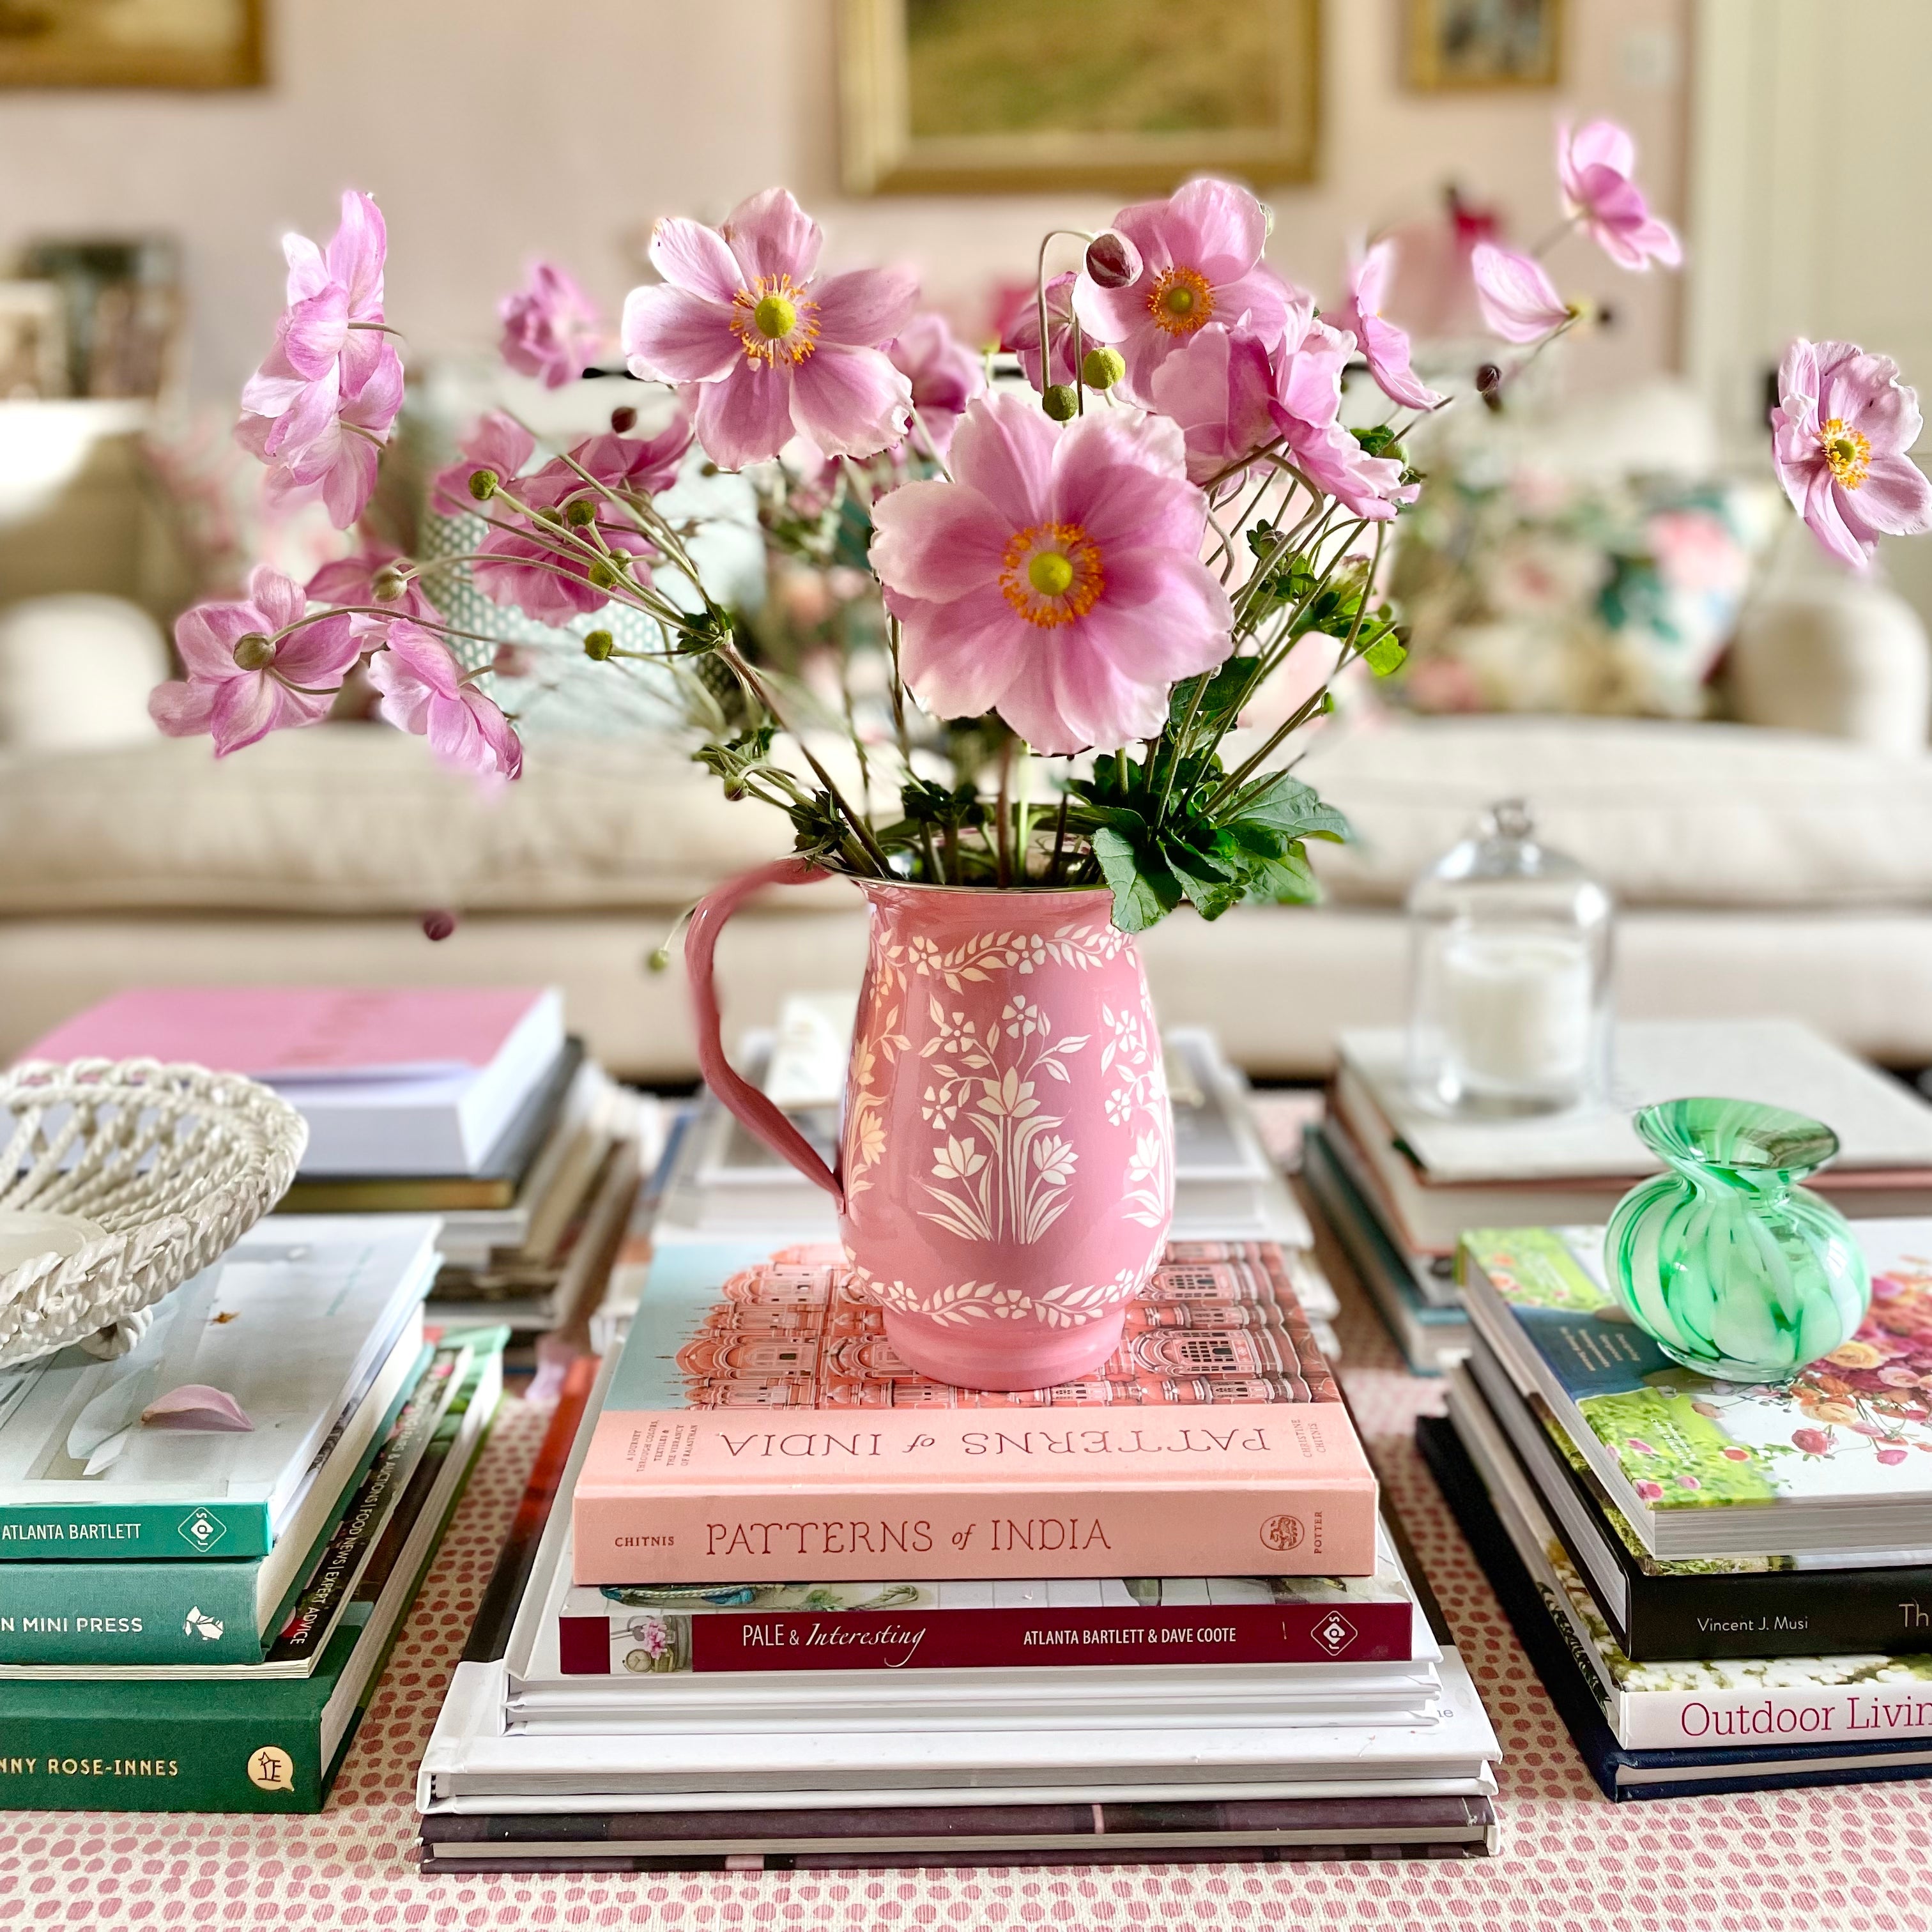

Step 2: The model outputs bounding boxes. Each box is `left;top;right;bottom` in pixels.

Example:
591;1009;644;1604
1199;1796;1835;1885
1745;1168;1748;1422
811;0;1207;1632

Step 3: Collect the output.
731;274;818;367
1000;523;1103;628
1147;266;1214;336
1821;417;1871;489
1027;551;1075;597
753;293;797;339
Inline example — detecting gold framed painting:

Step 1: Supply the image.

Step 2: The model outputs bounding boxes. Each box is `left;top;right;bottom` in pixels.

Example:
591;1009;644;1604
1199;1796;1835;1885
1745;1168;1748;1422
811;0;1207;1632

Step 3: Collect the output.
839;0;1321;196
1406;0;1561;90
0;0;264;89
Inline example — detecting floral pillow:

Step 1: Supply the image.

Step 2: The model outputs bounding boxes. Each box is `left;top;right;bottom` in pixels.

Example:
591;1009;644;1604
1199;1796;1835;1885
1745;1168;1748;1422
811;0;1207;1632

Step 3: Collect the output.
1387;462;1779;719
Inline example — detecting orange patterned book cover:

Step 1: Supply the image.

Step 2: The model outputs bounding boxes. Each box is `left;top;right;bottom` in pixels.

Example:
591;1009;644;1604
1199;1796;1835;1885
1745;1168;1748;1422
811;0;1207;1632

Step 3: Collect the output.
572;1241;1377;1586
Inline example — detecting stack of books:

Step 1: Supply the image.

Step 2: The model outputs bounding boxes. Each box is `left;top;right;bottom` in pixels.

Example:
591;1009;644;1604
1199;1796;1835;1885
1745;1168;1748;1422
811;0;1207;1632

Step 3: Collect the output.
1309;1019;1932;1373
1425;1218;1932;1800
25;986;660;1347
419;1238;1501;1872
0;1217;505;1811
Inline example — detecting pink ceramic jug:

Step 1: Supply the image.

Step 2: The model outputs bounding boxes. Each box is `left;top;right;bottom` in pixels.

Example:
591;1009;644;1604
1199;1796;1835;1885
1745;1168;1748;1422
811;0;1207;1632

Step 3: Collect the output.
686;858;1176;1390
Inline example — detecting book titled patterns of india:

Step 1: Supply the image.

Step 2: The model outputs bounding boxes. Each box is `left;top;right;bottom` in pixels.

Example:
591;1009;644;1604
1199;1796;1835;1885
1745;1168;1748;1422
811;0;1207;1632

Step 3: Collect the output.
572;1241;1377;1585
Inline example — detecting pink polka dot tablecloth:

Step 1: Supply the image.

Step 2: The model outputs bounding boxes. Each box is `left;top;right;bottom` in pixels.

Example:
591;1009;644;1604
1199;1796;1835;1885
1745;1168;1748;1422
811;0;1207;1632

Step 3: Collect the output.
4;1185;1931;1929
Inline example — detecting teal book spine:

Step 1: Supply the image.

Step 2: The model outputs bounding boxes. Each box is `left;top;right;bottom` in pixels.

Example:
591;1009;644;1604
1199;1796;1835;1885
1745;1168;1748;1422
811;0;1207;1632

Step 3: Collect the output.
0;1502;272;1563
0;1558;270;1664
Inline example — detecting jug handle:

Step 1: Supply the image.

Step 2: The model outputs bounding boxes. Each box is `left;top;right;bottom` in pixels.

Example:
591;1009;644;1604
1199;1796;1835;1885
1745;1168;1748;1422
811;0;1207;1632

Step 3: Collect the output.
684;855;845;1209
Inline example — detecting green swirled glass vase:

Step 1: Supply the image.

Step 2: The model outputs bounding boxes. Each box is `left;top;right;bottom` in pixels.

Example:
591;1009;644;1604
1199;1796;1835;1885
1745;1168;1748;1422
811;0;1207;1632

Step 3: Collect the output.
1604;1098;1871;1384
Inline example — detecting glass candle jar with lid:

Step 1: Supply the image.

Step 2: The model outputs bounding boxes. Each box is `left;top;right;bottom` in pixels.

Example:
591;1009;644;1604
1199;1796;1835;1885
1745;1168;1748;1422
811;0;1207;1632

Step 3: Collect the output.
1406;798;1613;1116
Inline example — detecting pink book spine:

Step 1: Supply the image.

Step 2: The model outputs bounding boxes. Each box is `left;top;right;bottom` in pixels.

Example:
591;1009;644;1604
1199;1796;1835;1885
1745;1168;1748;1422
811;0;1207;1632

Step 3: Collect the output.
572;1410;1378;1585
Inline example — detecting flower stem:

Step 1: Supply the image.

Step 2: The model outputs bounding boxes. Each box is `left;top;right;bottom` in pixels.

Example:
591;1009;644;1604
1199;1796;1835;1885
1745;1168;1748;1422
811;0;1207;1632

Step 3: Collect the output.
719;640;894;876
1029;227;1094;394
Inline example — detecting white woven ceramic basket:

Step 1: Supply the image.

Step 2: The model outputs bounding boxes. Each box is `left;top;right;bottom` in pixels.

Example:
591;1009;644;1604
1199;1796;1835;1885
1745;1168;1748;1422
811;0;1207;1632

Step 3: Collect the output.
0;1059;307;1369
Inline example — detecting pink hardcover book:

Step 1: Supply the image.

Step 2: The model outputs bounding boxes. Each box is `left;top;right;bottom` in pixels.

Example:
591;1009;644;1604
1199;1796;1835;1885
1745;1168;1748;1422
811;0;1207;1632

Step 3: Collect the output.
572;1242;1379;1585
20;986;551;1080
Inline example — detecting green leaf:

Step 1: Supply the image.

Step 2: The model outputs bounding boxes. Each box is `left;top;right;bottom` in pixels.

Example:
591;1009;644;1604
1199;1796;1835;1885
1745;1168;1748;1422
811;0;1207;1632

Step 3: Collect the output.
1092;825;1183;935
1230;771;1353;844
1242;841;1321;907
1363;633;1408;676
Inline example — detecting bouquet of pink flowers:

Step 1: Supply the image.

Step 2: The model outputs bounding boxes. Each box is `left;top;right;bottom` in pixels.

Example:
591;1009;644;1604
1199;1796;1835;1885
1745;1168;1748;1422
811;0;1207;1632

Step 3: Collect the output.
153;122;1929;933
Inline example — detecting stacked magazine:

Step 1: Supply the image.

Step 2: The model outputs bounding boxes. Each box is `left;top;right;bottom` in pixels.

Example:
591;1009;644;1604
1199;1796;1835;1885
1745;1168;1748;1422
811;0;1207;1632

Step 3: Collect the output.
1426;1218;1932;1800
421;1225;1501;1873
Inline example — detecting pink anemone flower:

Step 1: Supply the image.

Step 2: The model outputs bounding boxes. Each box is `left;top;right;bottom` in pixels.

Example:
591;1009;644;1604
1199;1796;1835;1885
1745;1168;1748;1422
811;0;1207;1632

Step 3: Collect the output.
1001;272;1080;390
1328;240;1443;411
622;188;916;469
1072;178;1294;402
239;341;404;530
1558;121;1682;273
149;565;360;755
1147;323;1280;487
472;415;692;624
367;620;523;780
433;410;537;516
1472;243;1573;345
499;261;604;390
235;191;399;530
1150;310;1414;520
1771;337;1932;569
238;190;388;420
887;311;985;457
869;393;1231;755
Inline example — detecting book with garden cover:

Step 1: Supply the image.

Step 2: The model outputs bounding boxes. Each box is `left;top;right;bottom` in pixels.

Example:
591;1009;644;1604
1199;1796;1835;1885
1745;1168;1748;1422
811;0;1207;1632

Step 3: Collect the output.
571;1239;1377;1586
1456;1220;1932;1561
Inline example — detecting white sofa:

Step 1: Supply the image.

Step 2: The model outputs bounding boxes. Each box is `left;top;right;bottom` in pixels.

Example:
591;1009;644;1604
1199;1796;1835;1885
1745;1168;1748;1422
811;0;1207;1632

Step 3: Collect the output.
6;687;1932;1078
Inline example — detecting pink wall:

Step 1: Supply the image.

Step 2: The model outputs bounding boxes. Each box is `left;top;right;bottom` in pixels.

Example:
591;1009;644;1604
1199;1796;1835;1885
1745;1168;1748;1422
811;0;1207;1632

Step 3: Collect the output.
0;0;1688;404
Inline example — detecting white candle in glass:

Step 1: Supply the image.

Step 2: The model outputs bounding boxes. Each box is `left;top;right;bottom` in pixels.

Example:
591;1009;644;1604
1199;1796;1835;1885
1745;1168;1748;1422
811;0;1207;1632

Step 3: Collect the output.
1441;929;1593;1099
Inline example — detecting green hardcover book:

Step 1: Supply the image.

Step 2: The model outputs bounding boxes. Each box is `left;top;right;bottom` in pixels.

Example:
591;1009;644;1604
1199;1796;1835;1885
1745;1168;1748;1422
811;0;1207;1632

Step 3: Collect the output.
0;1216;438;1561
0;1340;453;1666
0;1338;503;1812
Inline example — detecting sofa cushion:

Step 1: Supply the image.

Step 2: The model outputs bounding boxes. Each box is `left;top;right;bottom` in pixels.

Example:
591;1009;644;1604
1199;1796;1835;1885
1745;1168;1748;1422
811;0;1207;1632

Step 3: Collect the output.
0;595;169;750
0;726;795;916
1298;714;1932;910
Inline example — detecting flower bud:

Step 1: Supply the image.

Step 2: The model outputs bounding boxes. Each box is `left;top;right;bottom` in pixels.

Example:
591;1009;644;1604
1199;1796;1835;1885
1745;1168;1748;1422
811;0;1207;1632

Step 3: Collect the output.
420;910;458;942
583;629;615;661
610;405;638;433
588;560;618;590
231;632;275;670
371;565;408;602
1081;346;1126;391
565;496;597;527
1042;383;1079;422
467;468;500;502
646;944;673;972
1084;230;1143;289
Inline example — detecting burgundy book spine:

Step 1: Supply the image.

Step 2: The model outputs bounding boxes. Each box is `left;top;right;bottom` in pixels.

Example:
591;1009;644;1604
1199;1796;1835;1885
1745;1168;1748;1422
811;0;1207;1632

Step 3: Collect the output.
557;1597;1411;1673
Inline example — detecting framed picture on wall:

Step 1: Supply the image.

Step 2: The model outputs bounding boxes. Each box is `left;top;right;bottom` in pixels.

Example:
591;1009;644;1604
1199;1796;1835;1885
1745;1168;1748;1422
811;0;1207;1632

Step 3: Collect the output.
0;0;264;89
839;0;1321;195
0;282;66;399
1405;0;1562;91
